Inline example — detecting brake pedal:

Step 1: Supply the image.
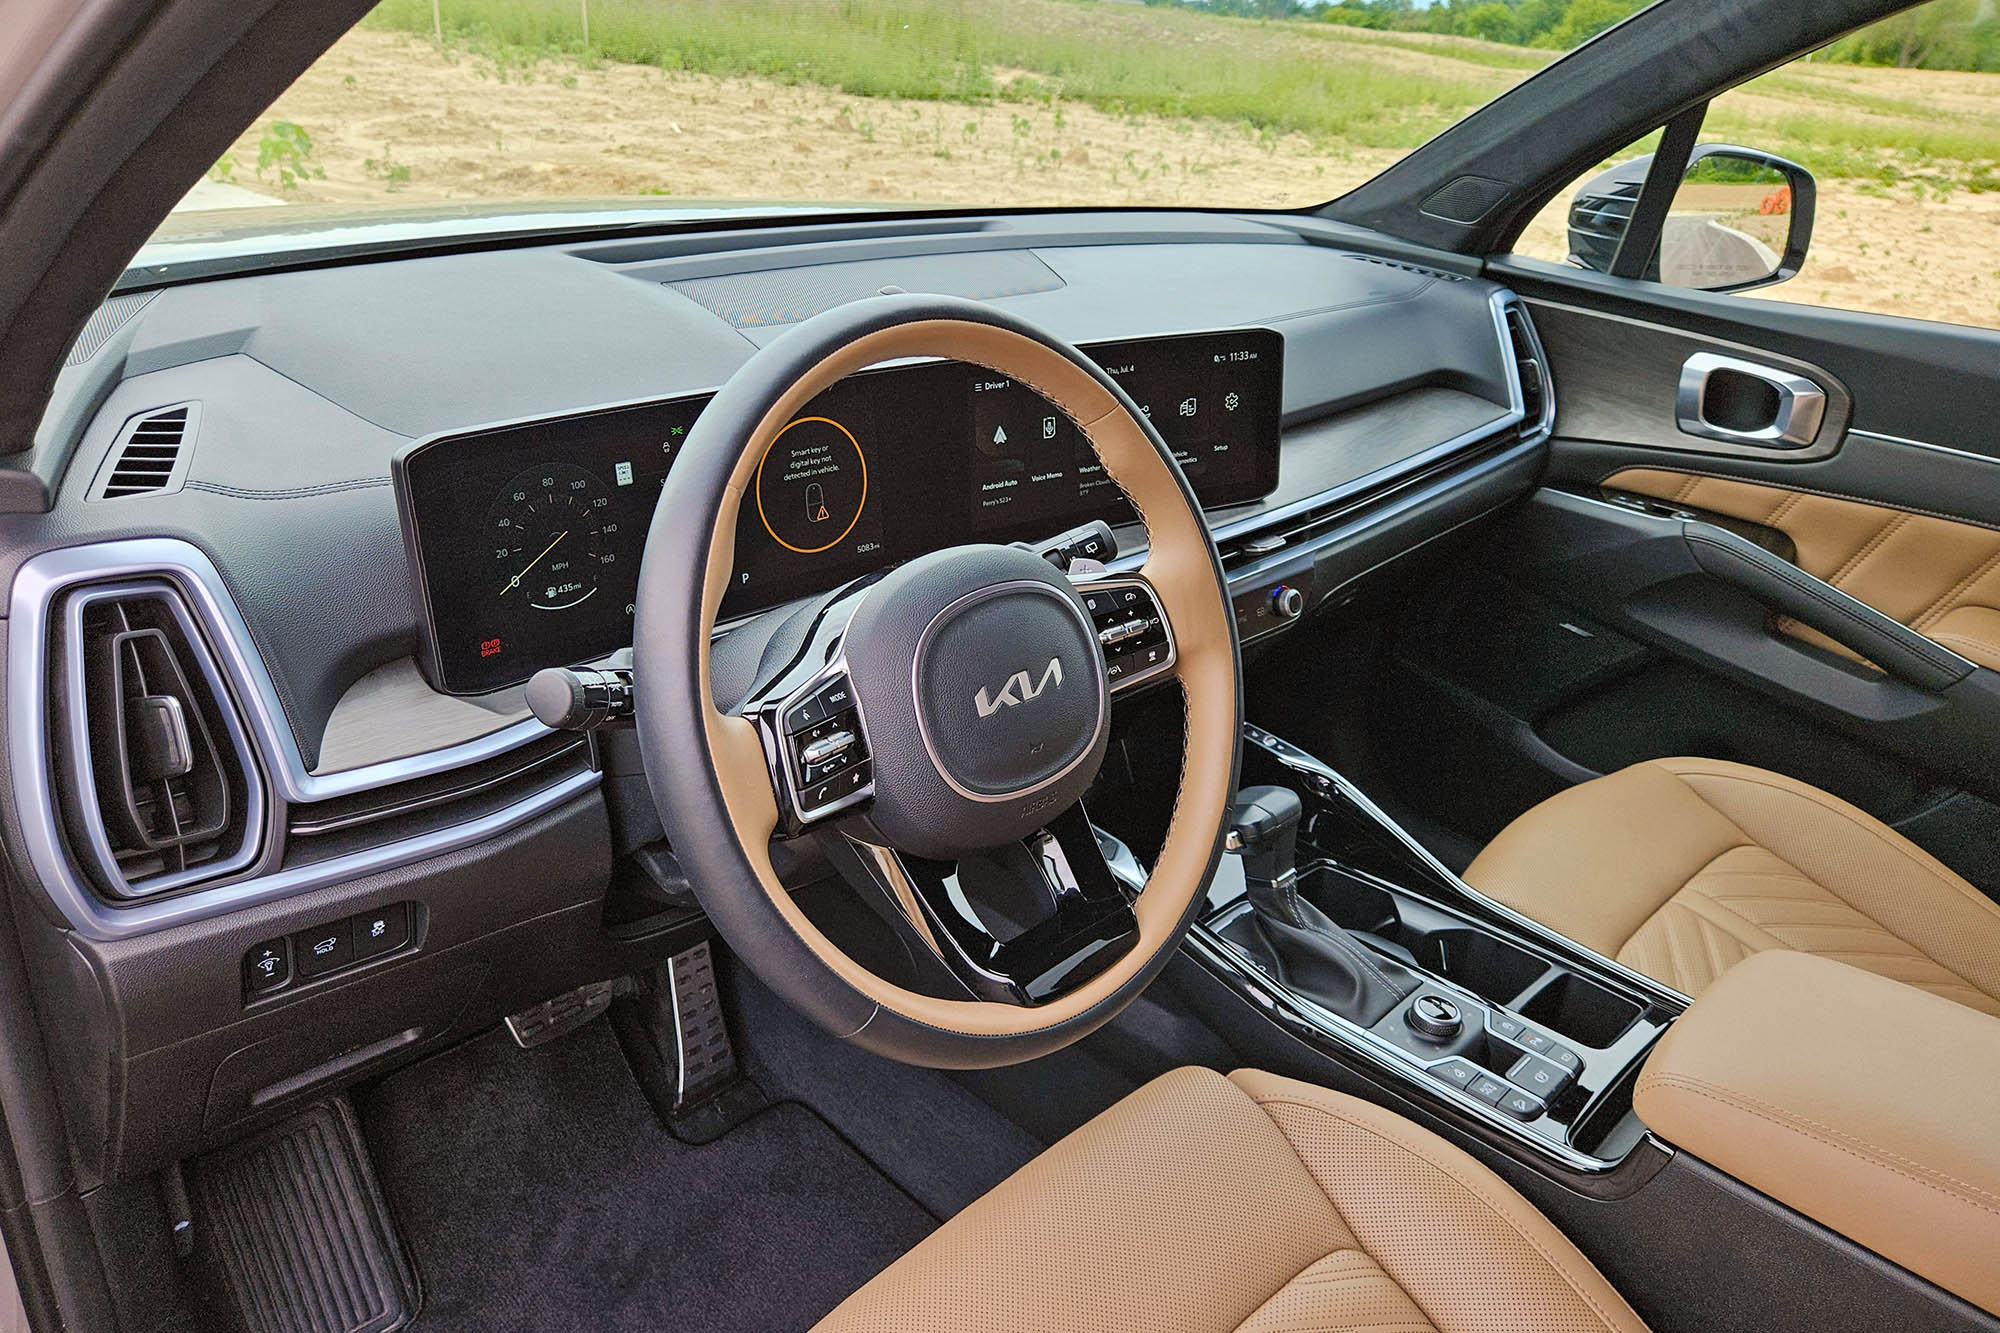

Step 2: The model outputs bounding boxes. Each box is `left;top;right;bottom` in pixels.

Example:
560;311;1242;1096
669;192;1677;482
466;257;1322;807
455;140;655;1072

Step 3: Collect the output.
503;977;620;1048
190;1098;415;1333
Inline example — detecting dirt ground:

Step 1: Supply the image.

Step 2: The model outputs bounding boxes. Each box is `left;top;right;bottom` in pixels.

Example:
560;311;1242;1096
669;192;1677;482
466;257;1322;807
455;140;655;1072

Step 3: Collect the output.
188;29;2000;329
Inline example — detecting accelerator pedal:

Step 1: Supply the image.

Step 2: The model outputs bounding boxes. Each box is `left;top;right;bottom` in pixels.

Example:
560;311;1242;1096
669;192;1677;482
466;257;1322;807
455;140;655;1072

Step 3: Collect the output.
190;1098;415;1333
614;941;769;1143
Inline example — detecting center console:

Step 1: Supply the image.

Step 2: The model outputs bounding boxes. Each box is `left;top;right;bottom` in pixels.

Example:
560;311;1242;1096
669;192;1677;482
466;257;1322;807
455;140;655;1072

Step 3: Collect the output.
1184;724;1685;1172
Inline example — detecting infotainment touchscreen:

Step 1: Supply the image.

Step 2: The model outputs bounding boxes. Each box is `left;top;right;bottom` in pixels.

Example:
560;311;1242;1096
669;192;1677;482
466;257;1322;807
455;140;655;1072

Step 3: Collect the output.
395;328;1282;694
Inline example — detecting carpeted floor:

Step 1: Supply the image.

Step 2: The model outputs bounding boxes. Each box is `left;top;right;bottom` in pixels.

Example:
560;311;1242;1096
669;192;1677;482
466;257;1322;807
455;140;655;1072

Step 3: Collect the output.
361;1021;936;1332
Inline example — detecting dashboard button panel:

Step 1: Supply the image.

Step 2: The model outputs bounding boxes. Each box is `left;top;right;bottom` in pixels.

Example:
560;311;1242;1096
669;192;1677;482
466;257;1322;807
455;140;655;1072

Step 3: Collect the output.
245;903;417;1000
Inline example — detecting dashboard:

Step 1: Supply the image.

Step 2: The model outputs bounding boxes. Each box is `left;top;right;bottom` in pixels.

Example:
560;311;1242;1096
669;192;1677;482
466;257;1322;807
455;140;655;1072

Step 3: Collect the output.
0;209;1553;1182
395;330;1283;694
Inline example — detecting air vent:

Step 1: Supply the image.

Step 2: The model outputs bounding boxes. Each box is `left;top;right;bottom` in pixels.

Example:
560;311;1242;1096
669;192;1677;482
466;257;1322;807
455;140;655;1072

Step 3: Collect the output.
1501;303;1548;431
53;581;263;898
91;403;198;500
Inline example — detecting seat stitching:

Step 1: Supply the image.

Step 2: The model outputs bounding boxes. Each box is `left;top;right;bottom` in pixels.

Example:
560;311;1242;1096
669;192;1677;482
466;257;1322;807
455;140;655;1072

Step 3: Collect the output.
1232;1246;1383;1332
1634;1071;2000;1216
1249;1094;1630;1333
1662;761;2000;932
1679;876;1993;1000
1670;886;1790;953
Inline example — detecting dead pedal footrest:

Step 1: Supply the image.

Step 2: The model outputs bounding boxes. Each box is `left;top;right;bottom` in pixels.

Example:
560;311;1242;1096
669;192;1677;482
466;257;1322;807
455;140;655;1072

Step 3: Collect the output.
190;1098;416;1333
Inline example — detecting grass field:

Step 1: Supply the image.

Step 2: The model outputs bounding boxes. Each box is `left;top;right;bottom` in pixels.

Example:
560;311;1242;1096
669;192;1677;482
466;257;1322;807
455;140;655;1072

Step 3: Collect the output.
181;0;2000;327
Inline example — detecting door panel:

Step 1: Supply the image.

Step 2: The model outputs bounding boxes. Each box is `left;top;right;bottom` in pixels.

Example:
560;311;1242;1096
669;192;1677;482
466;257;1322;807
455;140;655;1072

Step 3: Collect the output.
1601;469;2000;672
1374;260;2000;898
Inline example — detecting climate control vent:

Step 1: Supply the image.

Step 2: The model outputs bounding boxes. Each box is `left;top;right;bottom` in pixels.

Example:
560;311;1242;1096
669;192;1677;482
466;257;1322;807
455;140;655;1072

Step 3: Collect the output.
1501;303;1549;432
91;403;197;500
52;581;264;898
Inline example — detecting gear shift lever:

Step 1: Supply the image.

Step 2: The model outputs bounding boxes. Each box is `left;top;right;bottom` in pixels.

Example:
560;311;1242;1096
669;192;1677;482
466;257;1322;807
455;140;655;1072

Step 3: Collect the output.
1231;785;1418;1026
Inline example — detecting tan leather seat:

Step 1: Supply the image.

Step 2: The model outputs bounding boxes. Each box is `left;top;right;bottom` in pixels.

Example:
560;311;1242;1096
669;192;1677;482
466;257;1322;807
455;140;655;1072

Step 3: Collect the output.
816;1066;1649;1332
1465;757;2000;1014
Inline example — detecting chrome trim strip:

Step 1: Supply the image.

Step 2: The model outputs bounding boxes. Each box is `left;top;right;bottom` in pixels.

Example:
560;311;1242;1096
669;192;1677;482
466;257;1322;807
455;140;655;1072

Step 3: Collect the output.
10;540;554;803
287;738;589;836
7;538;594;941
22;770;597;942
1242;720;1691;1009
1848;427;2000;467
1195;289;1546;551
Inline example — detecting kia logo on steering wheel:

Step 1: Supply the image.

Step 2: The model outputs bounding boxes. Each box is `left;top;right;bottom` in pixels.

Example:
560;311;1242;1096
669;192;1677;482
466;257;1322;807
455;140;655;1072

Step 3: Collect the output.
974;657;1064;718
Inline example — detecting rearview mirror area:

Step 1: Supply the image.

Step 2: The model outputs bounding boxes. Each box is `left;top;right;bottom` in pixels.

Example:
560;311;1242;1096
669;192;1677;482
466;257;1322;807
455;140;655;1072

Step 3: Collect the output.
1567;144;1816;293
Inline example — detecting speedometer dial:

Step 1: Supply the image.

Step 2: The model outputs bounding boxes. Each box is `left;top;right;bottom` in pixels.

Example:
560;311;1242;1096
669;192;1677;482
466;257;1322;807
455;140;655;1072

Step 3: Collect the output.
486;464;619;611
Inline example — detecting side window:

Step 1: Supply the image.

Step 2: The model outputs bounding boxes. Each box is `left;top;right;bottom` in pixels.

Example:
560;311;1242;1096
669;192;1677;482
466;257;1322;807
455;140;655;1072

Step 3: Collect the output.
1513;0;1999;331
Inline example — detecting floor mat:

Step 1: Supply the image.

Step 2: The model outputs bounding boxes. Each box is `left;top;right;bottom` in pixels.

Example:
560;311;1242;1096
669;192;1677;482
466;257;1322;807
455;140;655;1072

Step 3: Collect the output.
361;1022;935;1332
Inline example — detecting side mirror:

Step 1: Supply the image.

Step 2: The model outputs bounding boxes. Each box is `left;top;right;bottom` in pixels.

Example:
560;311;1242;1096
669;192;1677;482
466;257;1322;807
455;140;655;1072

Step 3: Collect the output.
1567;143;1815;293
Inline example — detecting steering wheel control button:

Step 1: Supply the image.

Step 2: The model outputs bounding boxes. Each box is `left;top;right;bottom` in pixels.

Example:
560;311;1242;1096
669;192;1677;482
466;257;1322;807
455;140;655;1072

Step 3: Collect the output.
294;924;352;979
798;728;855;768
1466;1072;1511;1107
1080;578;1175;694
1498;1088;1548;1122
352;904;411;960
782;685;873;820
1405;993;1464;1040
1427;1058;1481;1091
800;762;871;815
782;694;827;734
243;940;291;996
1508;1053;1571;1098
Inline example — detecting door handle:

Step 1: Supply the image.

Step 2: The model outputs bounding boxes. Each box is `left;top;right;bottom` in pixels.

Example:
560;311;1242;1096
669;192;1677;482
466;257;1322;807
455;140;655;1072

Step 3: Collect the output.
1676;352;1827;449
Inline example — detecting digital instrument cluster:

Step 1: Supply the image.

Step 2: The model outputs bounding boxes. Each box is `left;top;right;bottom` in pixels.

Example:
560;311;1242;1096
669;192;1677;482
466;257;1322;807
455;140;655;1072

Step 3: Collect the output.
394;328;1282;694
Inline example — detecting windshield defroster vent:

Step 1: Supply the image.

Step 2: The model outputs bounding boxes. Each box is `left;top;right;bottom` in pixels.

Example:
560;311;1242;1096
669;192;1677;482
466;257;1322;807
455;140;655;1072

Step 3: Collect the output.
91;403;198;500
51;581;265;899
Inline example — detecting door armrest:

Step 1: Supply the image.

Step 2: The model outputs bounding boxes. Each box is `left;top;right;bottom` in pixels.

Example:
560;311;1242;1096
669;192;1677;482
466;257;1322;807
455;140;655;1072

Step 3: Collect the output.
1635;951;2000;1315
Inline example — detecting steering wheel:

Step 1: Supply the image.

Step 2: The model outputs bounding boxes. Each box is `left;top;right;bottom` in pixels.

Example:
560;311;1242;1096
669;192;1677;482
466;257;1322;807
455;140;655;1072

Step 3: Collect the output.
633;295;1240;1068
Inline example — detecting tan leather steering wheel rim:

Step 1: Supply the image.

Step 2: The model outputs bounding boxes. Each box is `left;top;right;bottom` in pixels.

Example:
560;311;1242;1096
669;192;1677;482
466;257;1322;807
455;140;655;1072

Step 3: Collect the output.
633;295;1240;1067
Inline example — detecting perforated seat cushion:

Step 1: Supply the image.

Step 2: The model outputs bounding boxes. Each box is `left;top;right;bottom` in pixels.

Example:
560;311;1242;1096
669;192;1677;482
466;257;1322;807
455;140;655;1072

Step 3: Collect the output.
813;1066;1648;1332
1465;757;2000;1014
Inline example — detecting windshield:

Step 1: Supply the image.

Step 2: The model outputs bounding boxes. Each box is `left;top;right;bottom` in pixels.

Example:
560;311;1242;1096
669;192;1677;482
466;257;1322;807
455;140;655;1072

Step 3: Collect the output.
153;0;1649;243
